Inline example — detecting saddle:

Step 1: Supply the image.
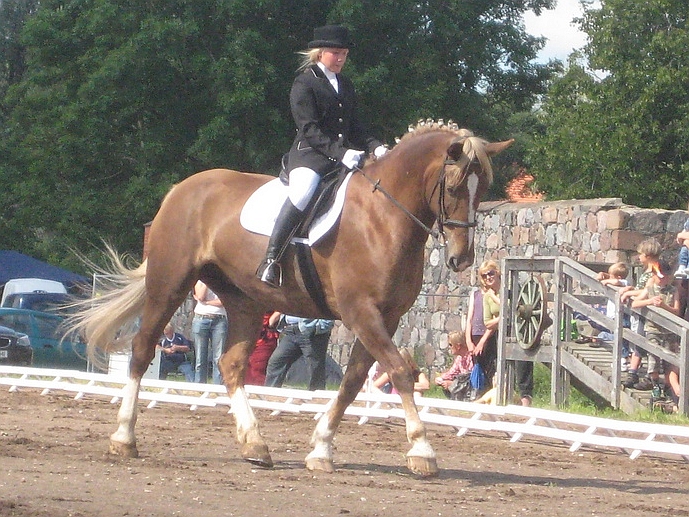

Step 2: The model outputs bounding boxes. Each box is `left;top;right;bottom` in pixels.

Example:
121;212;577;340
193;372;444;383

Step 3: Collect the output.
278;154;349;237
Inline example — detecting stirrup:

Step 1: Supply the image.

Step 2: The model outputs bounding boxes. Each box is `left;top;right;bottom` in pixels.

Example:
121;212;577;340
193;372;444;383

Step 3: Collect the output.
257;259;282;288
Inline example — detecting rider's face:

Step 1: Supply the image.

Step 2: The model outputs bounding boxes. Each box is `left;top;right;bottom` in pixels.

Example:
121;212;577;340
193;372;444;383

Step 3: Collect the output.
319;48;349;73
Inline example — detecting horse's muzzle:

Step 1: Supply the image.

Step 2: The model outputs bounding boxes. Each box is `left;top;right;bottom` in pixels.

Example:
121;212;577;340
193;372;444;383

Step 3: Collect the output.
446;255;473;273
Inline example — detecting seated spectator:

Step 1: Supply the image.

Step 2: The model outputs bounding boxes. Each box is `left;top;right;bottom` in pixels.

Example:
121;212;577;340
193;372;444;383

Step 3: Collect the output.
434;331;473;400
157;323;194;382
370;348;430;396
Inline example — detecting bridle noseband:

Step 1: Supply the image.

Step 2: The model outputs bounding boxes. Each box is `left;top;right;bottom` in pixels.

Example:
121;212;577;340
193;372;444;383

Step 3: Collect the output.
356;155;479;242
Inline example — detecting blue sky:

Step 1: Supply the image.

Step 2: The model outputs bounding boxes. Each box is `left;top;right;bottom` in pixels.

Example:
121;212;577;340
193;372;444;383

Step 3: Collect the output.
524;1;597;63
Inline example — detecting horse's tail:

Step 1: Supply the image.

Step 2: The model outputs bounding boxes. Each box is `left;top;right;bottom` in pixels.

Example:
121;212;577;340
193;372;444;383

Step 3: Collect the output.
65;246;148;369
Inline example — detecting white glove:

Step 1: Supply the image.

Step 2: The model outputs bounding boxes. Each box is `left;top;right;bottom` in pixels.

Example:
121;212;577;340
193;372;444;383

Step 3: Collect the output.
373;145;388;158
342;149;365;169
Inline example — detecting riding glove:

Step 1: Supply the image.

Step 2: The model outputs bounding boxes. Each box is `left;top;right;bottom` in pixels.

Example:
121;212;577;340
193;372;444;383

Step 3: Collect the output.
342;149;365;169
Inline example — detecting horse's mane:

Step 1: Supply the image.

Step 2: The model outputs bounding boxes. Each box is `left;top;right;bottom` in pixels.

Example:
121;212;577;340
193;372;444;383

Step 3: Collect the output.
395;119;494;185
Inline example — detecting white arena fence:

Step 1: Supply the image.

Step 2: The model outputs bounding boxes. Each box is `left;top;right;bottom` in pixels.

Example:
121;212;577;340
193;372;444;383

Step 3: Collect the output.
1;365;688;463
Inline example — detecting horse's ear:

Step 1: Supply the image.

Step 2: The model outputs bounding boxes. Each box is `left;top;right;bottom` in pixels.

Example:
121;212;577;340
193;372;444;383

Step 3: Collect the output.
447;140;465;161
485;139;515;157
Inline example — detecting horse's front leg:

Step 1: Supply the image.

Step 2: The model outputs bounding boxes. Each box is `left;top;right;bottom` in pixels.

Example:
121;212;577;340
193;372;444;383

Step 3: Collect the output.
306;338;373;473
219;338;273;468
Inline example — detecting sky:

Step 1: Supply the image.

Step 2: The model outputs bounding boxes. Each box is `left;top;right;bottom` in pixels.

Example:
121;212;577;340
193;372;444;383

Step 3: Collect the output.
523;1;596;63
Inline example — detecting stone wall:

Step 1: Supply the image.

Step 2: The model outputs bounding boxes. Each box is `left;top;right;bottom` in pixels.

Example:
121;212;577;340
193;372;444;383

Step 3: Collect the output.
328;198;689;373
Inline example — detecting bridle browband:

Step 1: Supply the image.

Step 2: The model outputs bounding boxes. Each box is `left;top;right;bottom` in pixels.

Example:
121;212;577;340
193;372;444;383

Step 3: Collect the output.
356;154;479;241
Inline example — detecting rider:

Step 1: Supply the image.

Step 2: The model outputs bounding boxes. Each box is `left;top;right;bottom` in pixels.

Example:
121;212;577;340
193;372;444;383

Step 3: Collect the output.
257;24;387;287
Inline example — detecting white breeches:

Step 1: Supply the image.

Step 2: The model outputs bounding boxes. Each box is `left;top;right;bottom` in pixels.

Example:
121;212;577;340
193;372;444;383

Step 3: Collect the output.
288;167;320;211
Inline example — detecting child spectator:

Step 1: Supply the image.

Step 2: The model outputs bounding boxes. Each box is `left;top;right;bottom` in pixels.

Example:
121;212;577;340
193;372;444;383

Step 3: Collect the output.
620;238;662;389
629;259;681;397
370;349;430;396
435;331;474;400
594;262;631;369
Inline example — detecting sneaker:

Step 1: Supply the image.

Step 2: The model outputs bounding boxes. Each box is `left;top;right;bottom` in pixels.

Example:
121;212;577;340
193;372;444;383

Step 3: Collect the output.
633;377;654;390
622;371;639;388
620;358;628;372
674;268;687;278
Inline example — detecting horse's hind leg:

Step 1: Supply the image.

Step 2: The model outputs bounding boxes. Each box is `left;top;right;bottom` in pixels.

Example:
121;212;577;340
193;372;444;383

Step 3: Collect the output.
110;285;191;457
216;298;273;467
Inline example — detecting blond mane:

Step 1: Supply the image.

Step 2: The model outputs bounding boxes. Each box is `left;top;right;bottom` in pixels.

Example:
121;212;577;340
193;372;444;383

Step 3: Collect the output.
395;119;494;185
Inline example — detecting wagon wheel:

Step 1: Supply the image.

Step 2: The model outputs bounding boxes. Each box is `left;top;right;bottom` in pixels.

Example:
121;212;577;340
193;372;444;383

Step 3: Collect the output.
514;275;553;350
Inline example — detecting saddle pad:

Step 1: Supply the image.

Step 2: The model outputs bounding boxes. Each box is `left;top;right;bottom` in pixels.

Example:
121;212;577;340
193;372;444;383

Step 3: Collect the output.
240;172;354;246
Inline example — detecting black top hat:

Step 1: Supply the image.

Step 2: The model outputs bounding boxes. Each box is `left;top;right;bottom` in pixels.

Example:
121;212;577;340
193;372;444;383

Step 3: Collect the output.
308;25;353;49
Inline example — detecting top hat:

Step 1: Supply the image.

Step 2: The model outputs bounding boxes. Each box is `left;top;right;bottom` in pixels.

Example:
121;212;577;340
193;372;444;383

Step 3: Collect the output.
308;25;353;49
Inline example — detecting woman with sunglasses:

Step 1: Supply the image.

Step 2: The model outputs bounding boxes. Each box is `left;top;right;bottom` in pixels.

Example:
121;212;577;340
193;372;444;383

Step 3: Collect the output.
465;260;500;397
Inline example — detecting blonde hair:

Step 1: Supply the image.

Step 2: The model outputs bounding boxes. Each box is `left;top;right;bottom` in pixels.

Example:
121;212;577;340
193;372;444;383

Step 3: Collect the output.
636;238;661;259
297;48;321;71
478;260;500;289
608;262;628;279
448;331;465;347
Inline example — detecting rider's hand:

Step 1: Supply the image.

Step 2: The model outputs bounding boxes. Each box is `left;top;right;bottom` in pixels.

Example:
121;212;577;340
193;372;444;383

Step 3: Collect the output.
373;145;388;158
342;149;365;169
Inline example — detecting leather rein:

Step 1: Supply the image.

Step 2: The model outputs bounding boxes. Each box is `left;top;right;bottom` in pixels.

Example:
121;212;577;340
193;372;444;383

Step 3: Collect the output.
356;155;478;241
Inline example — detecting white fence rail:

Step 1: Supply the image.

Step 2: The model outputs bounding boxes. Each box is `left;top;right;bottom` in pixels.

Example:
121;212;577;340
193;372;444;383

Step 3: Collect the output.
1;365;688;462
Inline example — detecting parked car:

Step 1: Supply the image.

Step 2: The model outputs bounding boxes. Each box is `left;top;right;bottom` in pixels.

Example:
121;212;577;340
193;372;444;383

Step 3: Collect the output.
1;292;73;313
0;324;33;366
0;308;86;370
1;277;67;306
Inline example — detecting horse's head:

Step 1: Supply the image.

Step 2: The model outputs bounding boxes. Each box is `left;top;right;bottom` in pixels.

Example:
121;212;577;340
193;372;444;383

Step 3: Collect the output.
436;133;514;272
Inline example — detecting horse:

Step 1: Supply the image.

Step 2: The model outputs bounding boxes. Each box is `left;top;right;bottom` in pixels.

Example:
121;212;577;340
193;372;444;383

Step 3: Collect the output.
69;122;513;477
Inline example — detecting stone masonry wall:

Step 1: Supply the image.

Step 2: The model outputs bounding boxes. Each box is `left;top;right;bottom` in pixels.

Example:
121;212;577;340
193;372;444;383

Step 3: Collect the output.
328;198;689;374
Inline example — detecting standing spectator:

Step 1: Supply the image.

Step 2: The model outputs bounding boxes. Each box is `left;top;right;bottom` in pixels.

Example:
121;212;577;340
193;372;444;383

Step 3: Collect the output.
630;260;681;396
620;238;662;389
245;311;281;386
674;200;689;277
466;260;500;394
157;323;194;382
265;316;334;390
191;280;227;384
435;331;473;400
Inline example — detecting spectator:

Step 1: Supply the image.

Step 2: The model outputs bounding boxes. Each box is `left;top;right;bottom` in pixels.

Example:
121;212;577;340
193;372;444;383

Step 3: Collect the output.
157;323;194;382
620;238;662;389
465;260;499;396
630;260;681;400
191;280;228;384
593;261;632;370
434;331;473;400
245;311;281;386
370;348;430;396
264;316;334;390
674;200;689;277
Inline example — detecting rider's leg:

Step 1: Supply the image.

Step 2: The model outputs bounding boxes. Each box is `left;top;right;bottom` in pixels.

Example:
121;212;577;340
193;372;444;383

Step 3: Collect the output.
257;167;320;287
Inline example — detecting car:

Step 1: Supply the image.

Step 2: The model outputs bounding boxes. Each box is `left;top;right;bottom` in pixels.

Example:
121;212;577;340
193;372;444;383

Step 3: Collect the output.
0;308;87;370
0;324;33;366
1;292;74;312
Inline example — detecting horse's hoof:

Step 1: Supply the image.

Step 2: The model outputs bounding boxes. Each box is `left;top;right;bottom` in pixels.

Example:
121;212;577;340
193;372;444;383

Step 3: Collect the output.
109;440;139;458
406;455;439;477
241;443;273;468
305;457;335;473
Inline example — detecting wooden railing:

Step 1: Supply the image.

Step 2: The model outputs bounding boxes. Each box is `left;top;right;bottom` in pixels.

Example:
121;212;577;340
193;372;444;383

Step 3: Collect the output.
496;256;689;416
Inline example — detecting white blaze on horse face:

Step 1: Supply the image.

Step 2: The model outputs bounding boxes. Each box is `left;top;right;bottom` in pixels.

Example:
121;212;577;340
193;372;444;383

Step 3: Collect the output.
466;172;479;246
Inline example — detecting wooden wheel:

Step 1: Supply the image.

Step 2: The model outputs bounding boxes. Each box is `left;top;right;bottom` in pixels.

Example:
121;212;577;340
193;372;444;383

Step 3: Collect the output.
514;275;553;350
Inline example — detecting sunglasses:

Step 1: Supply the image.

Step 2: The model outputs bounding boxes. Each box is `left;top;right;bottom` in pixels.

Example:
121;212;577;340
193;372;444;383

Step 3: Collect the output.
481;270;497;279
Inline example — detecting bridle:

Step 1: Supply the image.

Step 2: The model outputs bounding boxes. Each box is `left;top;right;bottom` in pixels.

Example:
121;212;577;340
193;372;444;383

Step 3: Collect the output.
356;154;479;241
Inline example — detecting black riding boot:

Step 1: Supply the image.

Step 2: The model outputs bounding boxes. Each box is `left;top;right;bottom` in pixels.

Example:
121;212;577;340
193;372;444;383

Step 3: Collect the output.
256;199;304;287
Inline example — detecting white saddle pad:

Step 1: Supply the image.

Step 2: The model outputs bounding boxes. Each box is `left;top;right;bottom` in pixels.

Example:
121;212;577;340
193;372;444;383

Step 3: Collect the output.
240;173;353;246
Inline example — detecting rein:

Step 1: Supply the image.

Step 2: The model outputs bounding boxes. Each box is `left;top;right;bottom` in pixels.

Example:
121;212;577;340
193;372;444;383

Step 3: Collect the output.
355;156;477;241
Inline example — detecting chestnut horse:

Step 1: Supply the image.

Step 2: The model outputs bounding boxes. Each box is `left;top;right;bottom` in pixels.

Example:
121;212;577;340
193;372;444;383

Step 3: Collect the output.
69;123;512;477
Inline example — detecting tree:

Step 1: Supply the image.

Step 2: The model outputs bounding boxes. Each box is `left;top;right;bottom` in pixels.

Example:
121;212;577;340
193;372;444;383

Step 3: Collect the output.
0;0;556;267
527;0;689;209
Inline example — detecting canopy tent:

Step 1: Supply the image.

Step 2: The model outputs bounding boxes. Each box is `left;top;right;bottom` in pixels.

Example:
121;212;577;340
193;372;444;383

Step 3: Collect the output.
0;250;88;289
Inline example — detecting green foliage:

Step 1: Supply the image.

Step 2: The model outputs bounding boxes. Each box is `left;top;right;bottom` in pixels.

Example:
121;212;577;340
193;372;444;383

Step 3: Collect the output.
528;0;689;209
0;0;556;267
